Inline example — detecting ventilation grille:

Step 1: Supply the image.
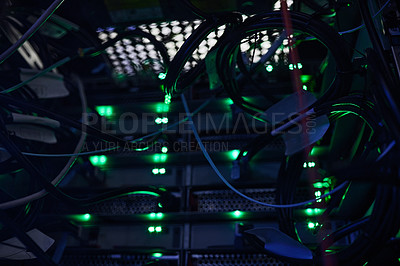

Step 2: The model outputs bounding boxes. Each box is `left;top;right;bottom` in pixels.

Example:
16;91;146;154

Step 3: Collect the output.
61;254;151;266
86;194;159;215
194;187;309;213
191;253;289;266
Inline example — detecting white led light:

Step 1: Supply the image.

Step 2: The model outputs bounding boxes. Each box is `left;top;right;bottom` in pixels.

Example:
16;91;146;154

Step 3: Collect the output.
166;42;175;49
98;32;107;40
146;44;155;51
171;20;179;26
161;27;171;35
136;44;145;51
151;28;160;35
123;39;132;45
173;34;184;42
172;26;181;34
207;38;217;47
109;32;117;39
240;42;250;51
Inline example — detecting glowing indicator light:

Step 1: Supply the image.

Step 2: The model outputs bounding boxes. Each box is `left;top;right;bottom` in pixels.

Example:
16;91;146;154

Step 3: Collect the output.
152;168;159;175
96;106;113;117
148;226;155;232
161;147;168;153
229;150;240;160
159;168;166;174
308;222;316;229
155;226;162;232
90;155;107;166
158;73;166;80
231;210;243;218
152;253;163;258
302;85;308;91
266;65;273;72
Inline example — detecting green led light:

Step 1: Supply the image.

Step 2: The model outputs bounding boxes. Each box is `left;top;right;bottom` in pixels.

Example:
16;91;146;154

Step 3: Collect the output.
155;117;162;124
158;73;166;80
308;222;316;229
161;147;168;153
162;117;168;124
224;98;234;105
289;64;294;70
303;162;307;168
231;210;243;218
164;94;171;105
302;85;307;91
155;103;170;113
149;212;163;219
96;106;113;117
159;168;166;174
313;182;329;189
266;65;273;72
243;151;248;157
300;75;312;84
308;162;316;168
152;168;159;175
148;226;155;233
228;150;240;160
71;213;91;222
297;63;303;69
315;191;322;197
152;253;163;258
160;154;167;162
99;155;107;164
89;155;107;166
155;226;162;232
158;203;163;208
304;208;324;216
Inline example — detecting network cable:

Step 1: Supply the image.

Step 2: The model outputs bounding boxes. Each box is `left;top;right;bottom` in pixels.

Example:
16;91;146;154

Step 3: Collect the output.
181;93;349;208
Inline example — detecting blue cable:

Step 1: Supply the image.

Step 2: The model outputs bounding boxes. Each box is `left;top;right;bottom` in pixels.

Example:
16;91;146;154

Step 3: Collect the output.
180;93;349;208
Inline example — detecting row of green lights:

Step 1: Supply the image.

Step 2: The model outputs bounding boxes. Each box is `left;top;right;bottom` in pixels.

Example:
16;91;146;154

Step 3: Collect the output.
155;103;170;113
148;226;163;233
152;168;166;175
289;63;303;70
89;155;107;166
313;182;330;189
95;106;113;117
149;212;164;219
164;94;171;105
304;208;324;216
315;190;322;203
155;117;168;124
303;161;316;168
308;221;319;229
153;154;167;163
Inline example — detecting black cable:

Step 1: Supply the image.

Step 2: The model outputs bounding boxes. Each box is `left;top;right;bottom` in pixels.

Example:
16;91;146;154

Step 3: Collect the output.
0;209;57;265
182;0;211;20
216;11;352;121
0;93;162;152
359;1;400;127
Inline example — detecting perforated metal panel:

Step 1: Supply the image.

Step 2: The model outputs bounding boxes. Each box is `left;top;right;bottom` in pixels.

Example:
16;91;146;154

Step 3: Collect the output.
194;187;309;213
195;188;276;213
87;194;159;215
61;253;150;266
192;253;289;266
